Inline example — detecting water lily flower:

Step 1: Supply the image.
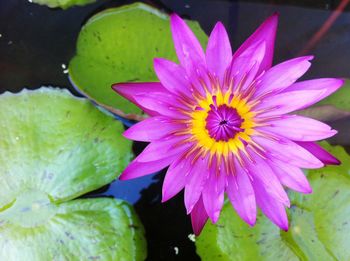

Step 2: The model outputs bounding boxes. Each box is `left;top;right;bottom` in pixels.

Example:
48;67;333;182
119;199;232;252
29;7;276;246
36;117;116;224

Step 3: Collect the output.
113;13;343;235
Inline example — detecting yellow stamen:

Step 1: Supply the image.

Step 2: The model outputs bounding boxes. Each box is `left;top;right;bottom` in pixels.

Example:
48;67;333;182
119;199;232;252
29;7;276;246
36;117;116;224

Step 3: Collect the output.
189;89;256;158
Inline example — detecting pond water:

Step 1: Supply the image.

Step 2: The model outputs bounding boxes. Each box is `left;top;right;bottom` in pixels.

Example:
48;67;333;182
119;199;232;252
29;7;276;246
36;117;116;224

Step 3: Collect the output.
1;0;349;260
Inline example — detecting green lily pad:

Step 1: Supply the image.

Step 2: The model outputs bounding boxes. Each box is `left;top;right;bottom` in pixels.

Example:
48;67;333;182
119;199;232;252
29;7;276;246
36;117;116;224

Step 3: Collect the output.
196;143;350;260
68;2;208;120
0;88;146;260
30;0;96;9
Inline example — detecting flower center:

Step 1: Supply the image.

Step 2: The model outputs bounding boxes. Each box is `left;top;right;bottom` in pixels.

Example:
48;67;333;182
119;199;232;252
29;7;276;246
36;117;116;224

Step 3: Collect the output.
206;105;244;141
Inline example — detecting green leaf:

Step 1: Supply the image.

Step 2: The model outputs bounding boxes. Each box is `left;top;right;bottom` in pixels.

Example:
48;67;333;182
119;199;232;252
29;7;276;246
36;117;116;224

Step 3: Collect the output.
0;88;146;260
69;2;208;119
0;198;146;260
30;0;97;9
196;143;350;260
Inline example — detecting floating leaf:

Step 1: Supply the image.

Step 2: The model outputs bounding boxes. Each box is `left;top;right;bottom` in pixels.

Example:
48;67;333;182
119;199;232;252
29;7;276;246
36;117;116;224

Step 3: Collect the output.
0;88;146;260
196;143;350;260
69;2;208;120
30;0;96;9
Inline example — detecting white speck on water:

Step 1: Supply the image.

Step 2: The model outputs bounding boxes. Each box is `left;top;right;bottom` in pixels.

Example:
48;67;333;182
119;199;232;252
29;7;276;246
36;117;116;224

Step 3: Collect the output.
174;246;179;255
0;34;2;38
28;0;33;3
8;41;13;45
185;4;191;8
61;64;69;74
188;233;196;242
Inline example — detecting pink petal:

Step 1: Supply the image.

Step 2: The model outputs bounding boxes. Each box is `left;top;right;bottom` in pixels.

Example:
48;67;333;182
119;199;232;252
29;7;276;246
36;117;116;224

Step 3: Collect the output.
254;56;313;98
112;82;170;116
252;178;289;231
202;168;226;223
206;22;232;83
253;135;324;169
268;159;312;193
295;141;340;165
119;155;176;180
134;91;187;119
190;196;209;236
184;156;209;214
124;116;183;142
227;41;266;92
285;78;344;104
170;14;206;75
186;63;213;95
255;89;329;117
261;115;337;141
245;151;290;207
136;136;189;163
232;13;278;74
153;58;192;97
162;156;192;202
226;159;256;226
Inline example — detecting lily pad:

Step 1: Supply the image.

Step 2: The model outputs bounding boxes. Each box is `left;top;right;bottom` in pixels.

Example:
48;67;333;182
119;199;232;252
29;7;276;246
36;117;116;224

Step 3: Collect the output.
68;2;208;120
0;88;146;260
196;143;350;260
30;0;96;9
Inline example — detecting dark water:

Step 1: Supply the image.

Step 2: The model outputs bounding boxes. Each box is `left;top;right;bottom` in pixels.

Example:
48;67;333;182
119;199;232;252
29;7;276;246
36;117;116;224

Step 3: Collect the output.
1;0;349;260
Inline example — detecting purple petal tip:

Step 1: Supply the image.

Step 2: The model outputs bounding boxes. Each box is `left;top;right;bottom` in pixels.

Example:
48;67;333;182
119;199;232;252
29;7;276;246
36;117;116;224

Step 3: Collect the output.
339;78;346;84
170;13;181;23
265;12;279;24
247;218;257;227
210;212;220;224
111;83;118;92
304;187;313;194
335;78;346;89
213;21;225;29
111;83;124;94
332;158;341;165
325;154;341;165
272;11;280;17
119;173;128;181
161;192;171;203
308;55;315;60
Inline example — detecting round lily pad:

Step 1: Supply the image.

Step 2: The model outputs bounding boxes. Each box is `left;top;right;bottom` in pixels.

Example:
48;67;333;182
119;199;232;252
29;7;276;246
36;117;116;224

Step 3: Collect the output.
0;88;146;260
68;2;208;120
196;143;350;260
30;0;96;9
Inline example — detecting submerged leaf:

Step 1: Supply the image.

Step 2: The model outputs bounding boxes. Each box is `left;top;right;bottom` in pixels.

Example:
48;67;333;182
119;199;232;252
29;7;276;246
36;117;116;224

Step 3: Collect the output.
69;2;208;119
0;88;146;260
196;143;350;260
